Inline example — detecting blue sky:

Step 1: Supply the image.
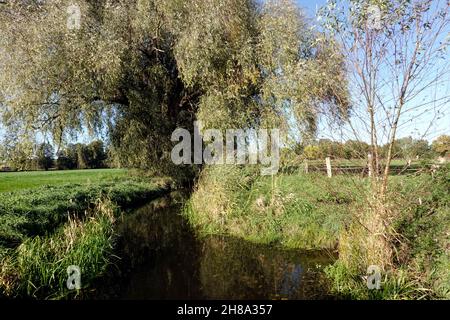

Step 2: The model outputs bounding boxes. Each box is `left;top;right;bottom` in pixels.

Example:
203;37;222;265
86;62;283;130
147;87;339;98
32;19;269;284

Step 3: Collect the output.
297;0;328;16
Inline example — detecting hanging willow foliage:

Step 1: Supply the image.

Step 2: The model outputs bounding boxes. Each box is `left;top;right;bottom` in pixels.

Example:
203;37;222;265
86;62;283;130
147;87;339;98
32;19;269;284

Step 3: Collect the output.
0;0;350;178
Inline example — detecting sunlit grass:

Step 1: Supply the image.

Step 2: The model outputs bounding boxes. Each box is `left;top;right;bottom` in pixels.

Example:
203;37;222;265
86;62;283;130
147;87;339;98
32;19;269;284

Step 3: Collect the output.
186;166;367;250
186;164;449;299
0;199;117;299
0;180;164;249
0;169;129;193
0;175;167;298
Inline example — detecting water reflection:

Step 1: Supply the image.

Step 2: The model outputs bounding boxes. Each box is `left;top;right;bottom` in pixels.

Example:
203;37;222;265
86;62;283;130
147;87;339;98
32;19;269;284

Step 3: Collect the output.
198;236;332;299
96;193;335;300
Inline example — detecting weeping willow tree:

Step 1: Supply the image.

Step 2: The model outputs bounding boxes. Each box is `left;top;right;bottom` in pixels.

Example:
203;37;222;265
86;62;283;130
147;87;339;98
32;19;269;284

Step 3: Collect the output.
0;0;350;180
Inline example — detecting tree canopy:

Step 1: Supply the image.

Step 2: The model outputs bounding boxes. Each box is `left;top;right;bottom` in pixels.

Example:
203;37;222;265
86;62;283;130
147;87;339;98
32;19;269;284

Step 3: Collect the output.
432;135;450;157
0;0;350;179
36;142;54;170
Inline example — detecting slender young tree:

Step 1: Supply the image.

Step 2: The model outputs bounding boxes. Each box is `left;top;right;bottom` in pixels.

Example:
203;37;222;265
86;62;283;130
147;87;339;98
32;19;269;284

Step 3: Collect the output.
320;0;449;192
319;0;449;268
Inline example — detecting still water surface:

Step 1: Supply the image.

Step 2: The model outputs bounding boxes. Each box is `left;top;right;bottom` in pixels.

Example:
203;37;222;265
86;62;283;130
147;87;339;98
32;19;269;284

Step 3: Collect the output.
95;193;335;299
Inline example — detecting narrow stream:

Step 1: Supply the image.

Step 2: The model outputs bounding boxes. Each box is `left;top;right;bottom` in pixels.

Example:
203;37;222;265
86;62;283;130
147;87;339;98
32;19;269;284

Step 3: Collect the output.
94;192;336;300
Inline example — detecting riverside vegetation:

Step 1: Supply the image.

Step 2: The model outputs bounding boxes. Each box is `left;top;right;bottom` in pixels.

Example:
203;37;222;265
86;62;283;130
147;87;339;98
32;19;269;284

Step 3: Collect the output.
185;164;450;299
1;165;447;299
0;0;448;301
0;169;169;298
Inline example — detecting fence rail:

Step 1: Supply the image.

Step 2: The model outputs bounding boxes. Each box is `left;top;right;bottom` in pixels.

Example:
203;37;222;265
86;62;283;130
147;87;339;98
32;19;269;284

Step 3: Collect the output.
280;161;443;176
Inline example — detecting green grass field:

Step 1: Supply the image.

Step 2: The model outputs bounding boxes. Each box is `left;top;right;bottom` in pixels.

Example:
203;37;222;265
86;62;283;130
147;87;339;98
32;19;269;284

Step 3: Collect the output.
0;169;129;193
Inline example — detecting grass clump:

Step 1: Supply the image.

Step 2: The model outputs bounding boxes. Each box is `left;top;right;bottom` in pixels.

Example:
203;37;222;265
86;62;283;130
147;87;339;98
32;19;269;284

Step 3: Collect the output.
187;163;449;299
325;166;450;299
1;199;117;299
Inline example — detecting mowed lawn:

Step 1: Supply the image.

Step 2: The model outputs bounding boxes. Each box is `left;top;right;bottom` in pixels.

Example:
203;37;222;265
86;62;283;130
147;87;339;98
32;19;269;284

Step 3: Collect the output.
0;168;129;193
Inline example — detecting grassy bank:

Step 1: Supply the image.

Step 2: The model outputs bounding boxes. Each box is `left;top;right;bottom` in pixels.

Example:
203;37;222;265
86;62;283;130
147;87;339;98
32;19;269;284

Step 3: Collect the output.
0;173;169;298
325;168;450;299
186;165;367;249
0;180;166;249
186;165;449;299
0;199;117;299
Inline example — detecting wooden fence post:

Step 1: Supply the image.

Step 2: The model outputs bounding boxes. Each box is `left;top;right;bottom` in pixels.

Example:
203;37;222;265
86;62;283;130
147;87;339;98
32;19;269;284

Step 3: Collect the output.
326;157;332;178
304;160;309;174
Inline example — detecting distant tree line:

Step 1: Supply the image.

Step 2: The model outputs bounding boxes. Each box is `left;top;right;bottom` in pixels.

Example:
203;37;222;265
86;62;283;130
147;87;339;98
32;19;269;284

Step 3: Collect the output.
291;135;450;161
55;141;108;170
1;140;109;171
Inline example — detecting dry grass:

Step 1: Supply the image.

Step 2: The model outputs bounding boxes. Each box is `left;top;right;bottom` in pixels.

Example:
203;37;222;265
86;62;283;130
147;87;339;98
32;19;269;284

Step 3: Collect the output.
327;166;450;299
